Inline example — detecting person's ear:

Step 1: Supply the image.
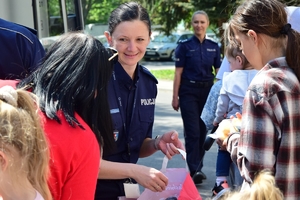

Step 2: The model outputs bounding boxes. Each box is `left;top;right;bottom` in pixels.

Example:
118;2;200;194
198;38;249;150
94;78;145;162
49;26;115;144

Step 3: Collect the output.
104;31;113;47
247;30;258;44
236;55;243;65
0;151;8;172
147;31;152;44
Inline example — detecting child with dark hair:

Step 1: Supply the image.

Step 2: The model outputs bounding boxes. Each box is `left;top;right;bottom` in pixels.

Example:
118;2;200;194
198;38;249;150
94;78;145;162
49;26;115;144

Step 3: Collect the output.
211;43;257;197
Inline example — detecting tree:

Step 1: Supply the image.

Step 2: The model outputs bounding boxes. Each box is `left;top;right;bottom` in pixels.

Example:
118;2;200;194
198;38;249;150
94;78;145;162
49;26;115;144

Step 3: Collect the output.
149;0;193;35
81;0;124;24
81;0;299;37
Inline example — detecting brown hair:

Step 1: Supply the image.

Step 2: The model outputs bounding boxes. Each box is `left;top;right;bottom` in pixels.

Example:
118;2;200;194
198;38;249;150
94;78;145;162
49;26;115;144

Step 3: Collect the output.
227;0;300;79
225;43;250;69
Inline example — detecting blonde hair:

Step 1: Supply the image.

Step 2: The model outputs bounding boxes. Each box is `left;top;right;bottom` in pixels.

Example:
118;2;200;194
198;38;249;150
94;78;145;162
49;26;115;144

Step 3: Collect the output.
0;86;52;200
192;10;209;22
221;170;283;200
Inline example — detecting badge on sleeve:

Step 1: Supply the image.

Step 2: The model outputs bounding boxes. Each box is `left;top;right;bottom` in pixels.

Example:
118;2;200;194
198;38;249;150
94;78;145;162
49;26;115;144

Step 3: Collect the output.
113;130;119;141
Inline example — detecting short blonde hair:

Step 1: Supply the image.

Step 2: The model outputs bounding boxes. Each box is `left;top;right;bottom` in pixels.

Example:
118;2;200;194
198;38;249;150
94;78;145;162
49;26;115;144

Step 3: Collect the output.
221;170;283;200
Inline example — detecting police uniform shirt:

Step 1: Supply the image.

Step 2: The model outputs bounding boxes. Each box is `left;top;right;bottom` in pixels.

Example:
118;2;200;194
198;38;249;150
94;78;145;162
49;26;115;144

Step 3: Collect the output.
105;61;158;164
175;35;221;82
0;18;45;79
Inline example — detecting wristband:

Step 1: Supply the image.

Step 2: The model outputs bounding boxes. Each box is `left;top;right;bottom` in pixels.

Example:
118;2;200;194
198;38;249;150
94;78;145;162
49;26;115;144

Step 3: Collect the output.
154;135;160;150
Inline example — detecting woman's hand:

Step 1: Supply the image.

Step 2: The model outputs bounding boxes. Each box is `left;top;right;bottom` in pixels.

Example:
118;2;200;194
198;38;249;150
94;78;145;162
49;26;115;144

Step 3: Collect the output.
131;165;168;192
172;97;180;111
157;130;185;159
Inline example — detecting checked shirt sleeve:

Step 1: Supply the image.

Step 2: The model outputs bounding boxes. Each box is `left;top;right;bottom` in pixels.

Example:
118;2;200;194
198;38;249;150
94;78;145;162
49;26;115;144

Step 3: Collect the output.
236;89;278;183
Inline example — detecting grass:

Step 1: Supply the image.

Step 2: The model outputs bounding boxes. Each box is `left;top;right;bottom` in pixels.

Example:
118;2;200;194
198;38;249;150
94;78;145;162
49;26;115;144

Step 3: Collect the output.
150;69;175;80
149;68;217;81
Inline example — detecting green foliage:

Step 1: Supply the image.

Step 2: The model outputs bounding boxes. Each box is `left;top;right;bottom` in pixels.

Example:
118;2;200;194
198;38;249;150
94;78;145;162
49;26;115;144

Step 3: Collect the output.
150;69;175;80
81;0;300;34
81;0;122;24
152;0;193;35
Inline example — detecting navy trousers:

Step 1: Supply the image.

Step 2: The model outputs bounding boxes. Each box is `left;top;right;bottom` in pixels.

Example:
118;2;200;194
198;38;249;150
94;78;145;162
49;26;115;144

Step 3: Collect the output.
179;82;212;175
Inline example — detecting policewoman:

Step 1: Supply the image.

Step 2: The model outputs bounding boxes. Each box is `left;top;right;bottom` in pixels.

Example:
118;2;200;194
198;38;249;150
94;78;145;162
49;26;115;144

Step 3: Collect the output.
172;10;221;184
95;2;185;200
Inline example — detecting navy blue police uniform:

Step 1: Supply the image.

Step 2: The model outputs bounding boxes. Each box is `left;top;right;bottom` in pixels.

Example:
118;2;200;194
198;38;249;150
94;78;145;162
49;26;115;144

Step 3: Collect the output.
95;61;158;200
175;35;221;181
0;18;45;79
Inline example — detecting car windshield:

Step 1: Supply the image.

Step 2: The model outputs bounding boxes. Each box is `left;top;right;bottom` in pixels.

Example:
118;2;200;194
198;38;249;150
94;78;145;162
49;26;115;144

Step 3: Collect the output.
152;34;179;43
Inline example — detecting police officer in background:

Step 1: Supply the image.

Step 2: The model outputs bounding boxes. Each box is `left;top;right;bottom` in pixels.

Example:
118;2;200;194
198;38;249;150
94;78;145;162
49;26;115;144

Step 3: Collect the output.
0;18;45;80
172;10;221;185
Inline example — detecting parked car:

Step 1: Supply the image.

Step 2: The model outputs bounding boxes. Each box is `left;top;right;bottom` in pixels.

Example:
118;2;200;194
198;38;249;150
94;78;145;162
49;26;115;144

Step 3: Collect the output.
94;35;109;47
144;32;193;61
206;32;222;48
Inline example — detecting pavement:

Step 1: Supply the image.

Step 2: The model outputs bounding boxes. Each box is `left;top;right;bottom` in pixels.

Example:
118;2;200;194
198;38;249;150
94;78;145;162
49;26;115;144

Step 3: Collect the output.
141;63;219;199
150;79;219;200
157;79;173;91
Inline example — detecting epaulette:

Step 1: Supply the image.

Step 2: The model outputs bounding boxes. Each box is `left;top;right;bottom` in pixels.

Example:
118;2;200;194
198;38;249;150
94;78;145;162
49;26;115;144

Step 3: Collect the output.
140;66;158;84
178;38;191;43
205;38;218;45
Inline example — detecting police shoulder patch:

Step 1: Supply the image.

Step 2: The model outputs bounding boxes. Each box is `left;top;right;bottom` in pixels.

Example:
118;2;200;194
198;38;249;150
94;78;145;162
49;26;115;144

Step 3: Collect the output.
179;39;188;43
140;65;158;84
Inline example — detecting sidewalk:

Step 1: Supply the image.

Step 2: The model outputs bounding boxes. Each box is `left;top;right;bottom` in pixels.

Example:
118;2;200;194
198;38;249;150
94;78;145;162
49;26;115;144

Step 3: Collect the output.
157;79;173;91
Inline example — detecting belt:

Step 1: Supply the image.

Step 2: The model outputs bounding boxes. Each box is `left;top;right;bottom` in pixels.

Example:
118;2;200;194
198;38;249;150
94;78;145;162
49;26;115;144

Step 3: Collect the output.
181;79;213;88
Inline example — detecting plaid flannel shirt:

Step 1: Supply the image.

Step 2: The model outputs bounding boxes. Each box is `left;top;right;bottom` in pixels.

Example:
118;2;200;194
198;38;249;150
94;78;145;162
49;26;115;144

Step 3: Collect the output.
229;57;300;200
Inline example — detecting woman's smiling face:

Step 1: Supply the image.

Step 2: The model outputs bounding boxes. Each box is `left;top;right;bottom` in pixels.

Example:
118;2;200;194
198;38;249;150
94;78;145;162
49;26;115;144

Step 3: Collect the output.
109;20;150;69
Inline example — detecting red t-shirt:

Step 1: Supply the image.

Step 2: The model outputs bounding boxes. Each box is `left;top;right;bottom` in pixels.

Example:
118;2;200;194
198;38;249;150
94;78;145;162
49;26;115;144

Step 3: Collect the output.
41;111;100;200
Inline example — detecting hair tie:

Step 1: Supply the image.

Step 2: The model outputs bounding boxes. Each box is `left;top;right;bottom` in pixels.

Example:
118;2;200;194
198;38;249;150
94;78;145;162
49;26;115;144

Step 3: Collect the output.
0;86;18;107
107;47;118;62
281;23;291;35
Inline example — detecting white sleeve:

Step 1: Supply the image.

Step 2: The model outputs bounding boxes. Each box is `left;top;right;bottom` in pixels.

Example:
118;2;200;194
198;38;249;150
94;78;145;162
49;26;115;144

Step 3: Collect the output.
216;56;231;80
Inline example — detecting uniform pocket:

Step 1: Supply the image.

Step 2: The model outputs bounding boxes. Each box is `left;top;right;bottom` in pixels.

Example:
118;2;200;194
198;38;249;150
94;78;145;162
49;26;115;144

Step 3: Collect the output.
139;109;154;122
186;49;196;57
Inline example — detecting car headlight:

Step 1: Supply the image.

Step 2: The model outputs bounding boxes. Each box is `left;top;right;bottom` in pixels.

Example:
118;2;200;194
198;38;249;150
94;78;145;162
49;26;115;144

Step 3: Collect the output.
159;46;171;50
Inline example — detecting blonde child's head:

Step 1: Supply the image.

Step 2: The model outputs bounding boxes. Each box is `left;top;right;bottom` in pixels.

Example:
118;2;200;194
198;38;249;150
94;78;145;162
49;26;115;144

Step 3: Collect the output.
225;43;251;71
0;86;51;200
221;170;283;200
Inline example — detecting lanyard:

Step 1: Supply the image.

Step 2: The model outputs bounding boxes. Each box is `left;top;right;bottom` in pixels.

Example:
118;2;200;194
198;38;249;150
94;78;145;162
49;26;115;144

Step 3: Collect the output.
111;70;139;135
